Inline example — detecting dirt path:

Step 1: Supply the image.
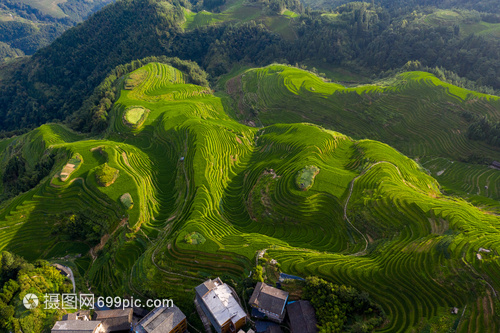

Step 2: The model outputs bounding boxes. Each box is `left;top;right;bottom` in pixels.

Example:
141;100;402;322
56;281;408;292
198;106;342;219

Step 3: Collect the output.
343;163;382;256
462;256;498;298
90;217;128;261
344;161;421;256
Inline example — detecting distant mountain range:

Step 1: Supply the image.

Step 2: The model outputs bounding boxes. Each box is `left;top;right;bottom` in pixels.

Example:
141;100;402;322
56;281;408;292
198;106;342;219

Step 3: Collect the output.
0;0;114;58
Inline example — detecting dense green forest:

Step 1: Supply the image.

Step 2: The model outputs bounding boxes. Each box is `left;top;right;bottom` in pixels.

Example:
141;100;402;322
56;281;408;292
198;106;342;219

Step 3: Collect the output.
302;0;500;13
0;251;71;332
1;0;500;134
467;117;500;147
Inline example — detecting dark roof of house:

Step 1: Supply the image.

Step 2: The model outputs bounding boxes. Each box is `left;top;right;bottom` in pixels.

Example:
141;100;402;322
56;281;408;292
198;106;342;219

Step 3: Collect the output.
93;308;132;331
286;300;318;333
492;161;500;168
265;326;283;333
137;305;186;332
94;308;132;319
133;306;150;318
249;282;288;315
51;320;101;333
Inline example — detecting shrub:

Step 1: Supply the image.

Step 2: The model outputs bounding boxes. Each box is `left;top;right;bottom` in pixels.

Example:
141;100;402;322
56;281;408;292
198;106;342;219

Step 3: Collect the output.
95;163;119;187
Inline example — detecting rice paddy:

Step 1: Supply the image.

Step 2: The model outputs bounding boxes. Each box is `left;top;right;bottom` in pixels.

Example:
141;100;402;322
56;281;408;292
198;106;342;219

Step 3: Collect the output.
0;62;499;332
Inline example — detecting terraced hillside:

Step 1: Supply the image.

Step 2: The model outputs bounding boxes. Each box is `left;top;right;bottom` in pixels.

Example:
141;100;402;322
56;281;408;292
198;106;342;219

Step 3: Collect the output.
225;65;500;160
0;62;499;332
182;0;300;40
417;9;500;41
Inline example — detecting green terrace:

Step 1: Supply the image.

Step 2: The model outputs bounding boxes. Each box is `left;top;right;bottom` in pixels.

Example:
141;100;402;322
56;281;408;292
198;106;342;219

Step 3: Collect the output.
0;62;499;332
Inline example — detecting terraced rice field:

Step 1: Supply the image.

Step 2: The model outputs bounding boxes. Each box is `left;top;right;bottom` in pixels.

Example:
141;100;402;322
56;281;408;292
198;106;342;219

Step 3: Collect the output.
419;9;500;41
182;0;298;40
0;62;499;332
226;65;500;162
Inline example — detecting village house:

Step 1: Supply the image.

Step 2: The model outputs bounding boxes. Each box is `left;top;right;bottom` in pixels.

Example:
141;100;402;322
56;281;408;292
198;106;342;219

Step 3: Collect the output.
136;304;187;333
249;282;288;323
62;310;91;321
195;277;247;333
51;320;104;333
93;308;133;332
286;300;318;333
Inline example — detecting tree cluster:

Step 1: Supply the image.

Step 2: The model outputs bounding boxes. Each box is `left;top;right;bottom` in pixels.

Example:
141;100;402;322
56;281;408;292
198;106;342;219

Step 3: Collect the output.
50;210;112;245
304;276;385;333
249;0;304;15
0;251;71;332
1;152;55;202
467;117;500;148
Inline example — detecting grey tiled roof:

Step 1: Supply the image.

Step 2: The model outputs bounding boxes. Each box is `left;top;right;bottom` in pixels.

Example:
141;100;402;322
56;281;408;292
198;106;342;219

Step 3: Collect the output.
249;282;288;316
94;308;132;319
51;320;101;332
137;305;186;332
286;300;318;333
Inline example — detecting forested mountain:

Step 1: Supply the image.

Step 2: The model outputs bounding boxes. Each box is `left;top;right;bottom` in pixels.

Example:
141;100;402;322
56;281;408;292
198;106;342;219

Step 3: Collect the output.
0;0;114;58
302;0;500;14
1;0;500;135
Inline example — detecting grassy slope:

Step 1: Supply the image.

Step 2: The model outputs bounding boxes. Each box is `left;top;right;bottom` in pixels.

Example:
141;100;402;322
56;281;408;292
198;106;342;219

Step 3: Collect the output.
0;63;499;332
182;0;298;40
419;9;500;41
17;0;68;19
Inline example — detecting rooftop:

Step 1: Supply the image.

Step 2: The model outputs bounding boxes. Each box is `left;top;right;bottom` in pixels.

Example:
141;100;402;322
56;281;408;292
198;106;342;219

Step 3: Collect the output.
62;311;90;321
286;300;318;333
51;320;101;332
94;308;132;319
249;282;288;316
195;277;222;298
136;305;186;332
197;278;247;326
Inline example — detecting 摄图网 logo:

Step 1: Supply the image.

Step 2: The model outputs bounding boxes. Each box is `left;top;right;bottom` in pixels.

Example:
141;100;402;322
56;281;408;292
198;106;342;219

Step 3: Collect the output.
23;293;39;309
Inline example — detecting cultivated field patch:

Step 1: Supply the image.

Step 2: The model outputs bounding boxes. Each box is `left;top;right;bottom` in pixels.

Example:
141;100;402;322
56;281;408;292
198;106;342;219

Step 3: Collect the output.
59;153;82;182
296;165;320;190
123;106;149;128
